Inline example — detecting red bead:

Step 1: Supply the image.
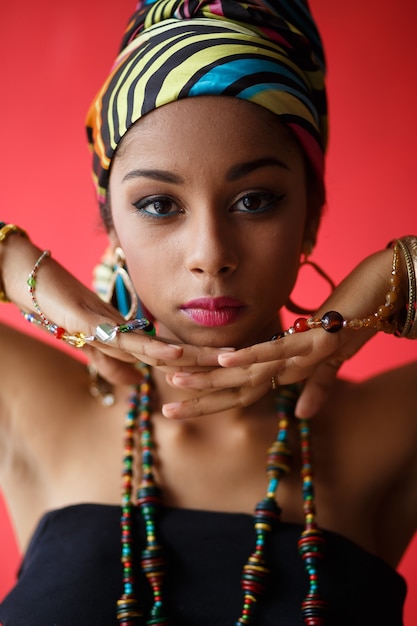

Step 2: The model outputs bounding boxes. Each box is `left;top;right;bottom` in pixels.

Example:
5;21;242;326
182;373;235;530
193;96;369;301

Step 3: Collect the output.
294;318;310;332
55;326;66;339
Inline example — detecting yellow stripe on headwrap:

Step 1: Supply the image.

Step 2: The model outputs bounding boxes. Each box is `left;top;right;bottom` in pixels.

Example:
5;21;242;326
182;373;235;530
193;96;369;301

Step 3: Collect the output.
86;0;327;205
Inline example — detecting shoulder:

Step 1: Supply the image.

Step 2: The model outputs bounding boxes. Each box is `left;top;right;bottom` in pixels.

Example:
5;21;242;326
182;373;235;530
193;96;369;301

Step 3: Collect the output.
321;363;417;561
326;362;417;464
328;360;417;424
0;320;87;398
345;361;417;436
0;320;89;447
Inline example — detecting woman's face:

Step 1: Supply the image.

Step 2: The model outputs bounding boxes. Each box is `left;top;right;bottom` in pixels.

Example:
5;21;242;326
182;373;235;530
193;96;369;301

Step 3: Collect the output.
109;96;312;348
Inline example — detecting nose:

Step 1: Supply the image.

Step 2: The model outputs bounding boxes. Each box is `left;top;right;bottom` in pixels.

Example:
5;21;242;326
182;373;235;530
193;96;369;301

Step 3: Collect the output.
185;211;239;277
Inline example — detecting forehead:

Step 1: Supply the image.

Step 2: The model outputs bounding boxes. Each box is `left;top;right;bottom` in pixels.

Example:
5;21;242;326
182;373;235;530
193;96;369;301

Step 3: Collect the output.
114;96;303;163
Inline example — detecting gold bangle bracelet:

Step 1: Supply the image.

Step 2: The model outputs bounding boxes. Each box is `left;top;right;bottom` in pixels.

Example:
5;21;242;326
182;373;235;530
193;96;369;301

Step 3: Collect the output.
0;223;29;303
395;236;417;338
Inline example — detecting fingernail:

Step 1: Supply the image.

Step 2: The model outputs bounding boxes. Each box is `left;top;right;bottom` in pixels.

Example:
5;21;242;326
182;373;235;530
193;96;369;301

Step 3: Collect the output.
219;347;235;352
162;402;181;417
218;353;233;365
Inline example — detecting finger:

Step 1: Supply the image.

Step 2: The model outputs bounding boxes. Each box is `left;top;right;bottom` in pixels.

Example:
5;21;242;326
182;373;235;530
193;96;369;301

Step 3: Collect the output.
162;365;230;384
169;342;328;390
85;348;144;386
93;321;233;367
169;361;281;391
91;320;184;365
84;342;139;364
124;337;234;367
161;381;271;419
294;358;343;419
217;332;318;367
219;329;341;372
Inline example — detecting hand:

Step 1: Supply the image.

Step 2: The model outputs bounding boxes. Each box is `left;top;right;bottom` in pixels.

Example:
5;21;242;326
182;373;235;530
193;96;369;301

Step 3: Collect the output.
163;248;398;419
164;326;373;418
84;331;235;386
2;238;226;381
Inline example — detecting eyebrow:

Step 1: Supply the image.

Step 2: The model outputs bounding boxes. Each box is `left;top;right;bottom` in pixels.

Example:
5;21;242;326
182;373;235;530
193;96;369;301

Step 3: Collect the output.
226;157;289;181
122;157;289;185
122;169;185;184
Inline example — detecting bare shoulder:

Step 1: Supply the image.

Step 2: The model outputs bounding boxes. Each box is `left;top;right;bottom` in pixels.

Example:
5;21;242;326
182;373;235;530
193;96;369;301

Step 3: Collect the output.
318;361;417;562
342;360;417;476
324;361;417;461
0;318;86;382
352;360;417;429
328;359;417;425
0;320;89;430
0;322;124;549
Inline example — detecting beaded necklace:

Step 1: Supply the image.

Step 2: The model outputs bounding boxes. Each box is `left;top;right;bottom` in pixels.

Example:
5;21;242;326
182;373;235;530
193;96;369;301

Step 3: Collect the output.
116;367;327;626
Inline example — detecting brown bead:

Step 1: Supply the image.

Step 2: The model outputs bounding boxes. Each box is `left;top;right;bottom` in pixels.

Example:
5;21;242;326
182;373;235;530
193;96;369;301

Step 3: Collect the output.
386;291;398;304
377;304;392;319
346;318;364;329
390;273;401;287
320;311;344;333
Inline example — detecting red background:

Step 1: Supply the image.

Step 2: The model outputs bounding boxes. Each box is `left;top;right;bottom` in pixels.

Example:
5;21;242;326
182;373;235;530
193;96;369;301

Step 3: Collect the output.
0;0;416;620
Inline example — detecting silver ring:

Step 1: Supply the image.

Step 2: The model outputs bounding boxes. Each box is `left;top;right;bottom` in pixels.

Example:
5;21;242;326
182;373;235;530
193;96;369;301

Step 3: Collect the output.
95;318;155;343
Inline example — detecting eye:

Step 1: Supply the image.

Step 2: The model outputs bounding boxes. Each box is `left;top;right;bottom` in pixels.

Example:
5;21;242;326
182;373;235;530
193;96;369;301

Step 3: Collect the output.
132;195;180;217
232;192;284;214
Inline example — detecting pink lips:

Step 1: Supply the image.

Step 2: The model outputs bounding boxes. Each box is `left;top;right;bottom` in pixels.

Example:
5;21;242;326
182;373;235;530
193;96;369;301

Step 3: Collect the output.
180;297;245;327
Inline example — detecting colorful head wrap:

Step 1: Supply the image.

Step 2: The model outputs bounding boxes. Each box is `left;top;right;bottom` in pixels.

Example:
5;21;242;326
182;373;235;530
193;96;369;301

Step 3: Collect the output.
86;0;327;205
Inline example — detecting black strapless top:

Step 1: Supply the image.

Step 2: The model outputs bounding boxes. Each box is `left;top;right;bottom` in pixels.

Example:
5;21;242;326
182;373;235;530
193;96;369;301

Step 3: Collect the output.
0;503;406;625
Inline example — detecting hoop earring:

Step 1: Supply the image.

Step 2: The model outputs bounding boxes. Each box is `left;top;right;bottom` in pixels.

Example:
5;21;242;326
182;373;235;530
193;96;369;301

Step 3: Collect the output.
286;252;335;316
93;246;140;321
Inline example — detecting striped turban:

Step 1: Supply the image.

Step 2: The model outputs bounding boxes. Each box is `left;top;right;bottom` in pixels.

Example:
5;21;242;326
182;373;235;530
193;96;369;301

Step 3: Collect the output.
86;0;327;205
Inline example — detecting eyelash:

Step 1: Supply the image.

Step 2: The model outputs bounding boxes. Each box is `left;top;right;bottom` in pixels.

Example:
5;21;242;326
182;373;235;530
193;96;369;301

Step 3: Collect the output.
232;191;285;214
131;191;285;218
132;195;179;218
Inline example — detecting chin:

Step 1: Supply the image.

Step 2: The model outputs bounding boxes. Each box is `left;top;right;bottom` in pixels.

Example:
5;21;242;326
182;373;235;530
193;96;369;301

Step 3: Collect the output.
161;323;273;349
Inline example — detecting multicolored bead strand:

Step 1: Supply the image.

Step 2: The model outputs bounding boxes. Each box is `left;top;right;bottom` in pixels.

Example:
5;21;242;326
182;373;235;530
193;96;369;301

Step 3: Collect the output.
117;387;143;625
20;310;94;347
118;375;325;624
27;250;52;325
235;385;294;625
298;420;328;626
136;370;169;626
23;249;95;347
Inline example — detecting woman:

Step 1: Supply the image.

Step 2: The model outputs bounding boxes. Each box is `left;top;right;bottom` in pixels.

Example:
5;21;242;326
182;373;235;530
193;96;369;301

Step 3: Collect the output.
0;0;416;624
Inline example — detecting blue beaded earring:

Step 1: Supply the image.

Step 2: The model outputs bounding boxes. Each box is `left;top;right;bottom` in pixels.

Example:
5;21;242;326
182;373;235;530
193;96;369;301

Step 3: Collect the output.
93;246;145;320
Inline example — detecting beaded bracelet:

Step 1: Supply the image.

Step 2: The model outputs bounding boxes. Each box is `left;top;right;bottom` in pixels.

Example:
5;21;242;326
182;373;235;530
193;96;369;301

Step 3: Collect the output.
394;236;417;338
0;222;29;303
21;311;95;348
23;250;155;347
27;250;52;324
272;241;402;339
22;249;95;348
